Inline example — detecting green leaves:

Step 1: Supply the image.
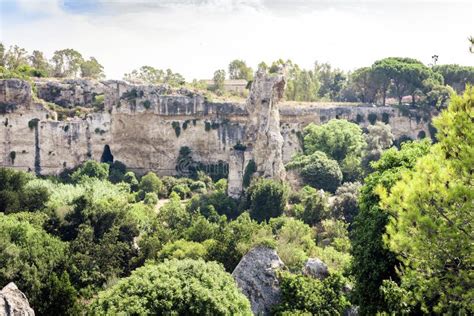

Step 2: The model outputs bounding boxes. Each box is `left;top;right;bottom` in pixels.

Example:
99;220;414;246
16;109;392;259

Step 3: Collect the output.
88;259;252;315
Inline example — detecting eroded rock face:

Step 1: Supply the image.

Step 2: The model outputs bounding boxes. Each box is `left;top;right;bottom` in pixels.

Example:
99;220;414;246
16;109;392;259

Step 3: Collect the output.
232;246;285;315
302;258;330;280
245;70;286;181
0;283;35;316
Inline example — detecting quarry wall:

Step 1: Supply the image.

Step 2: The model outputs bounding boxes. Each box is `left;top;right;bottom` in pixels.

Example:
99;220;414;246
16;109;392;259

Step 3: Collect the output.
0;77;434;196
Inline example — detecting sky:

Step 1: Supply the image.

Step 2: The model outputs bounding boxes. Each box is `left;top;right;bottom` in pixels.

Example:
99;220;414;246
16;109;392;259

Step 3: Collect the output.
1;0;473;80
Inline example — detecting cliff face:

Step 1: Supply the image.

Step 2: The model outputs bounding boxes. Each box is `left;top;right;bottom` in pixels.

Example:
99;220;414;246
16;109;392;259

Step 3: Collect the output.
0;78;434;196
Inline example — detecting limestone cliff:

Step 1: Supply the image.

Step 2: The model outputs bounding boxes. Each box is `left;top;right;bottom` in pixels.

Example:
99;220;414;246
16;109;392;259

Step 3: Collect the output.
0;78;435;197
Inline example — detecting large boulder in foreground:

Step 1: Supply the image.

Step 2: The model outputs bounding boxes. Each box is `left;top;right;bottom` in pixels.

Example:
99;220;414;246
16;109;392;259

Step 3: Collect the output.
0;282;35;316
302;258;329;280
232;246;285;315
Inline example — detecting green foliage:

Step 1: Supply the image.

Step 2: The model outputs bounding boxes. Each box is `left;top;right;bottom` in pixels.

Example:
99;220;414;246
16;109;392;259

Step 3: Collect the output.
71;160;110;183
80;57;105;79
433;64;474;93
138;172;163;197
287;151;342;193
303;119;366;181
245;178;289;222
0;213;74;314
123;66;185;86
293;186;330;226
157;239;209;261
213;69;226;94
228;59;253;81
187;190;239;219
107;160;127;183
143;192;158;206
88;259;252;315
51;48;84;78
350;140;431;315
242;159;257;188
275;272;350;315
0;168;49;213
331;181;361;223
381;88;474;314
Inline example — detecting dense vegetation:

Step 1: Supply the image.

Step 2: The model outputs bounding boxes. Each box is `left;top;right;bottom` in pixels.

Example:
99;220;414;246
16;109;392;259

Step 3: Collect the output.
0;42;473;314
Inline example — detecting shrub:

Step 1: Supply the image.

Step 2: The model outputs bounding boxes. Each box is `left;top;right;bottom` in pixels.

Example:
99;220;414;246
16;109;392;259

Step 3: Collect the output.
246;178;289;222
242;160;257;188
157;240;209;261
123;171;139;191
233;141;247;151
332;181;361;224
88;259;252;315
172;184;191;199
382;112;390;123
138;172;163;195
71;160;110;182
294;186;330;226
108;160;127;183
356;113;364;123
274;272;350;315
143;192;158;206
287;152;342;193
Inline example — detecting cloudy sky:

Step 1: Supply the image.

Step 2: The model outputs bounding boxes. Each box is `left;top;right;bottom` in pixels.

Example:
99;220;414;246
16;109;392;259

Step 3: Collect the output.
1;0;473;80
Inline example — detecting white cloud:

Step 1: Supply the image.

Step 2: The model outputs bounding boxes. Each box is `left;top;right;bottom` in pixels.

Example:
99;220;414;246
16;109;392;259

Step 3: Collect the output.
2;0;473;80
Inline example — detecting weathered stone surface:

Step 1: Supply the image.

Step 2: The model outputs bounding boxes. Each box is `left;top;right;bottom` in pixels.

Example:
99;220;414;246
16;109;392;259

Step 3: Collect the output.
0;78;433;185
302;257;330;280
0;282;35;316
232;246;285;315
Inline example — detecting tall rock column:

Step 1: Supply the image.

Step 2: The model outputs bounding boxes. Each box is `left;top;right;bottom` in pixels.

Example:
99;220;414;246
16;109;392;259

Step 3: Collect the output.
228;70;287;198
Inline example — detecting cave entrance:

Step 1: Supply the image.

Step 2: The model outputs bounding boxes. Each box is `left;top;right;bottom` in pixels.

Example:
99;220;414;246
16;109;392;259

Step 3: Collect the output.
101;145;114;163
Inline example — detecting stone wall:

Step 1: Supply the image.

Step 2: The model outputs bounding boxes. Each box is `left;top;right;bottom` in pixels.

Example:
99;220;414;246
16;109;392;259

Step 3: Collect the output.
0;78;434;196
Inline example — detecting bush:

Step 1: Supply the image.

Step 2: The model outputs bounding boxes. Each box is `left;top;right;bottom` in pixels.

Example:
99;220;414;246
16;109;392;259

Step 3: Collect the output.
243;160;257;188
143;192;158;206
139;172;163;195
274;272;350;315
172;184;191;199
246;178;289;222
71;160;109;182
108;160;127;183
88;259;252;315
331;181;361;224
157;240;209;261
294;186;330;226
287;151;342;193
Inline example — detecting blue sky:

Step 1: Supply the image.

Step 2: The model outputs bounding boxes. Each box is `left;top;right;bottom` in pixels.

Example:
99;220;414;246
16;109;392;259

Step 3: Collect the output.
1;0;473;80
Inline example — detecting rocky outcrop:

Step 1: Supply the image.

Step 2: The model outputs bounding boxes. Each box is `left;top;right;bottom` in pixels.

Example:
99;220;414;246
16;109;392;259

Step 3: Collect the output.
302;258;329;280
0;78;434;185
244;70;286;181
0;283;35;316
232;246;285;315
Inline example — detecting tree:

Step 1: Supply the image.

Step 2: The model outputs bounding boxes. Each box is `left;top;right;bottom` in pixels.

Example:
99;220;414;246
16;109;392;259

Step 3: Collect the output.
228;59;253;81
213;69;226;93
4;45;29;70
294;185;330;225
350;67;378;103
304;120;366;163
314;62;346;100
245;178;289;222
350;140;431;315
88;259;252;315
51;48;84;78
29;50;51;77
138;171;163;198
0;213;74;314
362;122;394;171
275;272;350;315
433;64;474;93
286;151;342;193
332;181;361;224
70;160;109;182
303;119;366;181
381;88;474;314
0;43;5;66
80;57;105;79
